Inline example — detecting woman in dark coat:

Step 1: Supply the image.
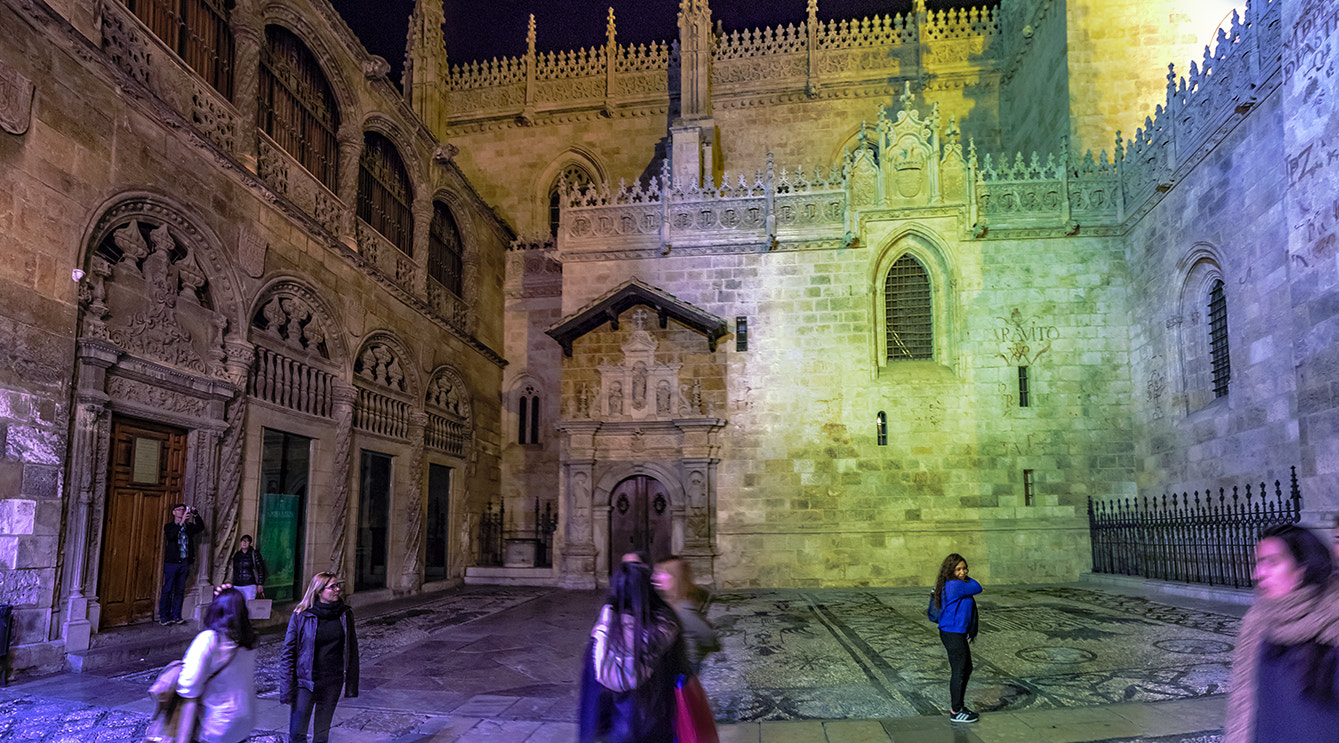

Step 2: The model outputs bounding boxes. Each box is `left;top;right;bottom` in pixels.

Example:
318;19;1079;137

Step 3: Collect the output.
280;572;359;743
578;559;687;743
1226;524;1339;742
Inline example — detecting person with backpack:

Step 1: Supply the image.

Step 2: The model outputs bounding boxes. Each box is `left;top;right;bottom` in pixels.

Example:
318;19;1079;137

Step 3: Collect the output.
578;558;687;743
930;552;982;723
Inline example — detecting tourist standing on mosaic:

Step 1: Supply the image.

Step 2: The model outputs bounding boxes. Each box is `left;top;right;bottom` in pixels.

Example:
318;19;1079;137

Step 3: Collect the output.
160;503;205;625
579;558;688;743
653;556;719;676
224;535;267;601
174;586;257;743
932;553;982;723
281;572;360;743
1226;524;1339;742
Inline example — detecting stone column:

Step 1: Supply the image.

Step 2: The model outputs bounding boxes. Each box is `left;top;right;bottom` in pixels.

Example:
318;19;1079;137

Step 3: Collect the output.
187;426;223;621
229;8;264;170
336;124;363;246
412;194;431;297
61;395;110;652
399;410;428;592
328;382;358;574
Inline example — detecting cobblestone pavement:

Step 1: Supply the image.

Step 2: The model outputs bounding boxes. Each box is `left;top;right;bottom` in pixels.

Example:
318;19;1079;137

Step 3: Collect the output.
0;581;1243;742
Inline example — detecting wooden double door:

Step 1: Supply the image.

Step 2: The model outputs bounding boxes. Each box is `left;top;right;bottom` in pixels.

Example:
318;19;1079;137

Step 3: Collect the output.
98;417;187;628
609;475;672;570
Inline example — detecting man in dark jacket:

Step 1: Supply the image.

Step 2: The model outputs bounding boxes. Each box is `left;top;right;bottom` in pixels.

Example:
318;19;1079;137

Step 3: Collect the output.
226;534;268;600
158;502;204;625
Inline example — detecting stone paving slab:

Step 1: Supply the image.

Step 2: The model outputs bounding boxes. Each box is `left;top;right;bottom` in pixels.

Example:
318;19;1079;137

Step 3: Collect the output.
0;582;1240;742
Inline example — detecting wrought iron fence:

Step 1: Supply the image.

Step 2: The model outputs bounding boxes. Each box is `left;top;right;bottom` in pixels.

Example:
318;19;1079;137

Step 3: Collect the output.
477;498;558;568
478;500;505;567
1088;466;1302;588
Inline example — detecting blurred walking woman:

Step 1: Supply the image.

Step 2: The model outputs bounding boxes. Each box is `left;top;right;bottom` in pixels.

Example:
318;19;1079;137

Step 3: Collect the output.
932;553;982;723
281;573;359;743
176;587;257;743
1226;524;1339;742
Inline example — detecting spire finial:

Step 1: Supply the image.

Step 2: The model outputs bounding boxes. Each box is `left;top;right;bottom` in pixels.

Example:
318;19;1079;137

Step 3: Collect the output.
527;14;536;55
607;7;617;40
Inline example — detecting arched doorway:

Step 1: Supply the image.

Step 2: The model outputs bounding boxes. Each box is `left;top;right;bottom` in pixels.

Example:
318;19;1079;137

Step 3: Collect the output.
608;475;672;569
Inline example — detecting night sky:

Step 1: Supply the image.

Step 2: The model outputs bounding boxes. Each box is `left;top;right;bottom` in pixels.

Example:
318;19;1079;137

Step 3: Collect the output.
329;0;993;84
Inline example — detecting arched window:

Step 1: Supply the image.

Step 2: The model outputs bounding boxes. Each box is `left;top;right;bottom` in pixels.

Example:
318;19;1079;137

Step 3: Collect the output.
884;254;933;361
549;163;594;237
259;26;339;192
1207;279;1230;398
358;132;414;255
429;201;464;297
518;385;540;445
125;0;234;97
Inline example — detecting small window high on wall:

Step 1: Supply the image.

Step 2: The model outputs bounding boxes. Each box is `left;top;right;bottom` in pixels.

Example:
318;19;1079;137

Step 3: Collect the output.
1208;280;1230;398
549;164;594;238
358;132;413;255
884;254;933;361
518;386;540;445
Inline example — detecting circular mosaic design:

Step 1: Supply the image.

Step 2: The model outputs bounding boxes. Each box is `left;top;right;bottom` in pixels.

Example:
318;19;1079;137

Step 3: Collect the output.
1016;646;1096;664
1153;638;1232;654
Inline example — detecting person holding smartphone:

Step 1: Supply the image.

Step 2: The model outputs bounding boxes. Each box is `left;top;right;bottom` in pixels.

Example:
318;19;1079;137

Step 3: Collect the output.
160;502;205;625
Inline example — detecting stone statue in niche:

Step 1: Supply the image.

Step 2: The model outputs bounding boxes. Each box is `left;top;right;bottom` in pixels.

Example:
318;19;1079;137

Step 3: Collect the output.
608;381;623;416
656;379;671;415
576;384;591;418
632;361;648;410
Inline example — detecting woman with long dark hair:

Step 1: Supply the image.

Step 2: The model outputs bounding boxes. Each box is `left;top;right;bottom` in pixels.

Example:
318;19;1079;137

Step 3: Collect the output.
1226;524;1339;742
280;572;359;743
175;587;257;743
579;558;687;743
931;552;982;723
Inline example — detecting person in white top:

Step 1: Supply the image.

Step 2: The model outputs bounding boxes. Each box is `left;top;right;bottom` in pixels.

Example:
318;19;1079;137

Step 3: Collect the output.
176;586;258;743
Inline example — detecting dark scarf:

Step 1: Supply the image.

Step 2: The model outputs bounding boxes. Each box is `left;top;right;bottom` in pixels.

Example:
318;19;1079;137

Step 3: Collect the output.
1225;578;1339;743
310;600;347;681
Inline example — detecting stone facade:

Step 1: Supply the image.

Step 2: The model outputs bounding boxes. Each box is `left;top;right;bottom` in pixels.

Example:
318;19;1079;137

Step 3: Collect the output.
411;0;1338;591
0;0;507;676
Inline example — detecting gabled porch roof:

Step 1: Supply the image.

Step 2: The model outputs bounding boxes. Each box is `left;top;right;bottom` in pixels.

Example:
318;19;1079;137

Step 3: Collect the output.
545;278;729;357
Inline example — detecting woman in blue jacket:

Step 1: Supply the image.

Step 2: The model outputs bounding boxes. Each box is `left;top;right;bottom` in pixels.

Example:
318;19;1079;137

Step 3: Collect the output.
932;552;982;723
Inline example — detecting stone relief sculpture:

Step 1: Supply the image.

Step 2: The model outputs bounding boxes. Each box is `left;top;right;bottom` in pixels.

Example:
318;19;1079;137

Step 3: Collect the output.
656;379;671;414
608;381;623;416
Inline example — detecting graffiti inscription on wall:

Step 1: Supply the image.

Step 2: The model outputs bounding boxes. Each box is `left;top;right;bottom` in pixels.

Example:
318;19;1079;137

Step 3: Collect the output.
993;308;1059;365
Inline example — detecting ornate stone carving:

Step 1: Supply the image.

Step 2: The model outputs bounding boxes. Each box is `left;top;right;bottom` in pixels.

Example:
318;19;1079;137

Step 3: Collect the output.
357;343;406;391
238;228;267;279
107;376;208;418
0;58;35;135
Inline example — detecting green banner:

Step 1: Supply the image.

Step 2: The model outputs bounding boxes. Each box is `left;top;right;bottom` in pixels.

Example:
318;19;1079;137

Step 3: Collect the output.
258;492;301;602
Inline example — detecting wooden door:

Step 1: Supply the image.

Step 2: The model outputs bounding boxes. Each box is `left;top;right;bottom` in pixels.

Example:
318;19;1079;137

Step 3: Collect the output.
99;417;187;628
608;475;672;570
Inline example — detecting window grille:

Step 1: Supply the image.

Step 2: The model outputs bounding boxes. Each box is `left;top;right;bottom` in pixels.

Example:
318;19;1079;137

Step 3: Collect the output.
1018;366;1030;407
884;255;933;360
1023;469;1035;506
429;201;464;296
259;26;340;192
124;0;234;97
549;164;594;237
358;132;414;255
1208;280;1230;398
876;411;887;446
736;317;748;352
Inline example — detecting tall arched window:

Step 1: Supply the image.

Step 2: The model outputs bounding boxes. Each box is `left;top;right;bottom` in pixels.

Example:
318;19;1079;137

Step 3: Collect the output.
358;132;414;255
549;164;594;238
885;254;933;361
518;385;540;445
258;26;340;192
429;200;464;296
1207;279;1230;398
124;0;234;97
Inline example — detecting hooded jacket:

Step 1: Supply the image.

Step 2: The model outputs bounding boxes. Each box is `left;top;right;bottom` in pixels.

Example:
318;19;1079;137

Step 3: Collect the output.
279;601;359;704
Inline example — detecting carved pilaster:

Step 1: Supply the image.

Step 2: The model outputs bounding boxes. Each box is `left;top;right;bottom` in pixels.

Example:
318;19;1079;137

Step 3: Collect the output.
412;195;432;296
559;459;598;589
328;381;358;573
187;427;222;619
400;410;428;591
62;399;110;652
210;392;248;584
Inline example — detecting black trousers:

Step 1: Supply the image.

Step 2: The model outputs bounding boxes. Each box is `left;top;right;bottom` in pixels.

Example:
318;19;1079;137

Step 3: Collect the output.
290;681;343;743
939;630;973;712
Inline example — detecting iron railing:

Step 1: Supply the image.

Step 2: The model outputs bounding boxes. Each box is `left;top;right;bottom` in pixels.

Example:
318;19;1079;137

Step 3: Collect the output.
476;498;559;568
478;500;505;567
1088;466;1302;588
535;500;558;568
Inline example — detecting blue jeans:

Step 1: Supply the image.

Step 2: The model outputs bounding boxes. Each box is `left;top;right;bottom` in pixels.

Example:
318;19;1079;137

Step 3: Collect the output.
158;562;191;622
290;682;343;743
